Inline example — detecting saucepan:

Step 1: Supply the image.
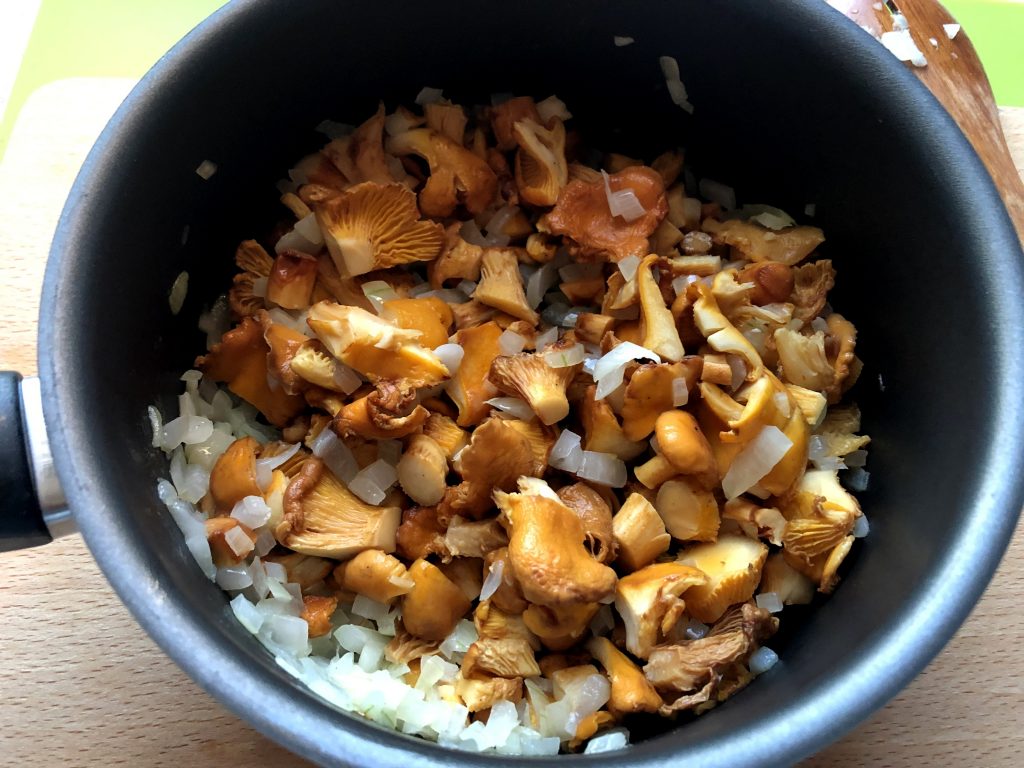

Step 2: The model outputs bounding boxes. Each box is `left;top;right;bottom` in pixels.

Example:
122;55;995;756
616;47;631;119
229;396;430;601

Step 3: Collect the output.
2;0;1022;765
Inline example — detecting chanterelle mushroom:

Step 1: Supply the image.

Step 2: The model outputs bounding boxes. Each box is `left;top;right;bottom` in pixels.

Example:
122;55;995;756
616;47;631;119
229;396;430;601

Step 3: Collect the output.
473;248;540;324
494;476;618;607
321;103;397;185
676;534;768;623
439;418;540;521
387;127;498;217
488;353;572;425
513;118;569;207
615;562;707;658
702;218;825;266
541;166;668;261
586;637;663;715
303;182;444;277
277;456;401;559
306;301;448;389
333;381;429;440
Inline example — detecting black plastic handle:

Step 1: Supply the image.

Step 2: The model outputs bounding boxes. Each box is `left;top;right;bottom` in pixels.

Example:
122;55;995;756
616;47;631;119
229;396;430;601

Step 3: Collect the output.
0;372;50;552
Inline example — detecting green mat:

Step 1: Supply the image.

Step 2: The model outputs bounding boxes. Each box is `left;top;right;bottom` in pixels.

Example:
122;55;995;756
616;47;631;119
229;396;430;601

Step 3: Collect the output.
1;0;1020;161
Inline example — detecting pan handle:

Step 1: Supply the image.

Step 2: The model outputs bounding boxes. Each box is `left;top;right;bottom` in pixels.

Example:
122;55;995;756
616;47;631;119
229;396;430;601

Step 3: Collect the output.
0;372;72;552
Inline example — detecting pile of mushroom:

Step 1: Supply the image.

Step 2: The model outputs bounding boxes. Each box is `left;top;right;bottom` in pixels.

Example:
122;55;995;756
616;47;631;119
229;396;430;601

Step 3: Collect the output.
191;93;870;746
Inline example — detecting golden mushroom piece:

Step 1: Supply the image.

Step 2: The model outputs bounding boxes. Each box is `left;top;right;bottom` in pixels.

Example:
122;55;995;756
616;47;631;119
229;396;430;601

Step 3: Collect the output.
401;559;473;641
513;118;569;207
473;248;540;324
702;217;825;266
586;637;663;715
614;562;708;658
386;127;499;217
676;535;769;623
488;353;572;425
303;181;445;277
321;103;397;186
276;457;401;559
333;381;430;440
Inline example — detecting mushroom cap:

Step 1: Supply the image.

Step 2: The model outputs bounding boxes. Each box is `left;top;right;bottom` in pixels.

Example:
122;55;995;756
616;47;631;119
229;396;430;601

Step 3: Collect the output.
305;181;444;277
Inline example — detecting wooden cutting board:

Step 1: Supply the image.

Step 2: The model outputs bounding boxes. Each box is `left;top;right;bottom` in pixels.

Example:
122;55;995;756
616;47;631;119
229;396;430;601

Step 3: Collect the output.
1;13;1023;768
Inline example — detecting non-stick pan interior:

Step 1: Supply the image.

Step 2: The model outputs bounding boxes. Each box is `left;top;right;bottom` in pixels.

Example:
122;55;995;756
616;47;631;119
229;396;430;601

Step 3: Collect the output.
43;1;1024;765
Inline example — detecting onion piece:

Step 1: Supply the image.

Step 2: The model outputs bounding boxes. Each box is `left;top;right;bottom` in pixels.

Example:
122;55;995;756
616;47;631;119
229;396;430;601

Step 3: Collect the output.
148;406;163;448
576;451;627;487
460;219;489;246
217;565;254;591
415;86;444;105
484;205;517;239
593;341;660;382
498;330;527;356
433;343;465;375
944;23;960;39
195;160;218;180
230;594;265;633
558;263;603;283
486;397;535;421
224;525;255;558
721;425;793;499
310;427;359;483
231;495;273;529
617;254;641;282
549;429;583;473
584;729;629;754
536;95;572;123
543;343;585;368
749;647;779;676
684;618;709;640
880;29;927;67
480;560;504;601
612;36;635;47
755;592;784;614
268;614;310;656
527;262;560;309
658;55;694;113
601;170;646;222
333;363;363;395
671;377;689;407
699;178;737;211
535;325;559;350
168;271;189;315
361;281;399;314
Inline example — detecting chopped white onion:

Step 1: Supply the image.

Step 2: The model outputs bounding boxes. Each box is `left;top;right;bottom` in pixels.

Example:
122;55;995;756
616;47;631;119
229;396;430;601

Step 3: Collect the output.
845;449;868;468
498;330;527;356
804;203;817;217
231;495;273;529
577;451;627;487
755;592;784;614
727;355;746;391
880;30;927;67
773;391;792;419
845;467;871;492
721;425;793;499
594;365;628;401
602;170;647;222
944;23;960;39
480;560;504;601
269;614;310;656
230;594;265;633
613;36;635;47
658;55;694;113
749;646;779;676
699;178;737;210
415;86;444;105
274;228;318;255
294;212;324;245
224;525;255;558
549;429;584;473
310;428;359;483
671;377;689;407
584;729;629;754
535;326;560;351
852;514;871;538
460;219;489;246
148;406;163;448
543;343;585;368
672;274;699;296
332;363;363;395
527;263;560;309
455;280;477;297
168;271;189;315
484;205;517;239
195;160;218;180
263;560;288;583
594;341;660;381
217;565;254;591
485;397;535;421
536;95;572;123
892;11;910;30
255;442;300;490
558;262;603;283
362;281;399;314
617;254;641;282
433;343;465;375
349;460;397;505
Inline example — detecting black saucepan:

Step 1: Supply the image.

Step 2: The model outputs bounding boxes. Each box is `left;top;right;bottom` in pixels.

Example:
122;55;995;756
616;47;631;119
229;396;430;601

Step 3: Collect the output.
2;1;1022;765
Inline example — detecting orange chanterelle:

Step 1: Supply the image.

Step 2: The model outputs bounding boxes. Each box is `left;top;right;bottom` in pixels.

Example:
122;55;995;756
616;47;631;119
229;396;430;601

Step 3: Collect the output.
153;92;870;756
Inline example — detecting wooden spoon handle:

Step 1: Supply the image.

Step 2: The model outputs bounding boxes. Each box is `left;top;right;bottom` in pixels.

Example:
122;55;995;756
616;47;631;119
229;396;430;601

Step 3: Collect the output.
833;0;1024;244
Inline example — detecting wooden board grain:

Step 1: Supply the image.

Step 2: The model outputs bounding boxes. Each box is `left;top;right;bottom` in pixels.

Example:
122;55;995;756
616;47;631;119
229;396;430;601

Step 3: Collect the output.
0;82;1022;767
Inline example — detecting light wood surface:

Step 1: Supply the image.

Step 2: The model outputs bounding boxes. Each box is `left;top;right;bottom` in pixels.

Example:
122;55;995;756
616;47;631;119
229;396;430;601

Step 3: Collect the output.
1;85;1023;768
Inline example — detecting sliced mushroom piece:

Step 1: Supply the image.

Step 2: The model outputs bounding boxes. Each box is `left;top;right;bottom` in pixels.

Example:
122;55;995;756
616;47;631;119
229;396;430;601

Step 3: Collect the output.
721;497;786;546
790;259;835;322
488;353;572;425
267;250;319;310
522;602;599;651
501;418;555;472
443;516;509;560
557;482;617;564
438;557;484;602
612;492;672;572
396;434;448;506
675;535;768;623
581;385;647;461
205;517;257;566
422;412;470;459
439;418;539;521
333;381;429;440
209;436;263;513
446;321;503;426
424;101;468;143
334;548;414;604
540;166;668;261
402;558;473;641
513;118;569;207
491;96;542;151
197;317;306;427
395;505;446;562
387;127;499;216
462;635;542;680
429;225;484;288
303;182;444;277
759;552;815;606
654;410;718;487
614;562;708;658
656;478;720;542
277;457;401;559
587;637;663;715
495;476;618;607
259;311;310;396
693;280;764;382
703;218;825;266
824;313;857;404
321;104;397;185
620;358;701;441
380;296;453;349
456;674;524;713
301;595;339;638
473;248;540;324
482;548;529;614
638;255;685;361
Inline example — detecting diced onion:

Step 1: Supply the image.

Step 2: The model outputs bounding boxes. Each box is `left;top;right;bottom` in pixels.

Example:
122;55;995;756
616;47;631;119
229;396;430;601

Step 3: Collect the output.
543;343;585;368
576;451;627;487
230;594;265;633
168;271;189;315
377;439;403;466
195;160;218;180
845;467;871;492
721;425;793;499
755;592;784;614
310;427;359;483
658;55;694;113
685;618;709;639
333;363;362;395
845;449;868;468
148;406;163;448
672;377;689;406
415;86;444;105
217;565;254;591
527;262;560;309
362;281;399;314
602;170;647;222
727;355;746;391
255;442;300;489
699;178;737;211
480;560;504;601
498;330;527;356
549;429;583;472
224;525;255;558
460;219;489;246
944;23;960;39
749;646;779;676
584;729;629;754
485;397;535;421
617;254;641;282
263;560;288;583
880;30;927;67
672;274;699;296
433;343;465;375
535;325;559;350
594;341;660;381
269;614;310;656
558;262;603;283
804;203;816;217
484;205;517;239
536;95;572;123
612;36;635;47
231;495;272;529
